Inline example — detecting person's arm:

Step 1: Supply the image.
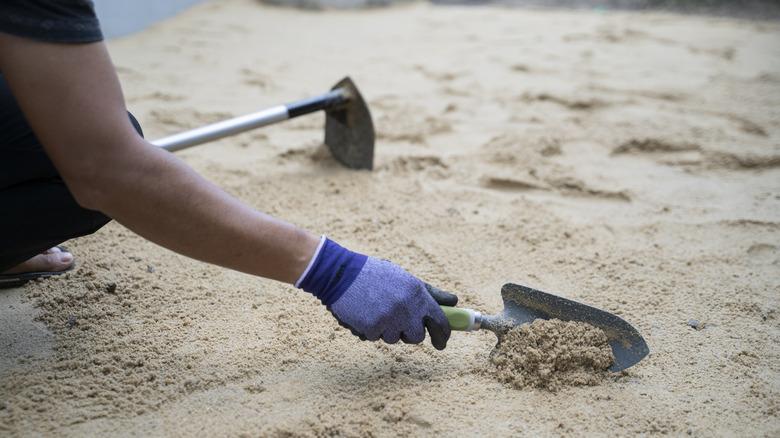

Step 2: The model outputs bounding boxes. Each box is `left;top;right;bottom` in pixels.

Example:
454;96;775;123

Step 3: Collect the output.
0;34;457;349
0;34;319;283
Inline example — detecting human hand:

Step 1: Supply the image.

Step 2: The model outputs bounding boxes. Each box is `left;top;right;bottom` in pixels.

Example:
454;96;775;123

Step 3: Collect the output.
296;237;458;350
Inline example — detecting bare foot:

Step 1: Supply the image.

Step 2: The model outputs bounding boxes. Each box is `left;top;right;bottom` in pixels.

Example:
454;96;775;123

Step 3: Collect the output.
2;247;74;275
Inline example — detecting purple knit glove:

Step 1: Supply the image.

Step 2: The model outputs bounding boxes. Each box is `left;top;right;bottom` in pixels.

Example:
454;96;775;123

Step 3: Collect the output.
297;237;457;350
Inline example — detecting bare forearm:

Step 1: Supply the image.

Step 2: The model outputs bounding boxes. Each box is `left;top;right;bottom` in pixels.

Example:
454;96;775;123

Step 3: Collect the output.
91;140;319;283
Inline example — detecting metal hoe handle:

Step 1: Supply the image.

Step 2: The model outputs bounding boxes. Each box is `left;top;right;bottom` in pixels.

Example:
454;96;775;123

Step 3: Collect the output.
152;88;349;152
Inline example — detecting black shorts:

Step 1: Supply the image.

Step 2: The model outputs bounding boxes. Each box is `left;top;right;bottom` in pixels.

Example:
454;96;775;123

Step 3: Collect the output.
0;74;142;271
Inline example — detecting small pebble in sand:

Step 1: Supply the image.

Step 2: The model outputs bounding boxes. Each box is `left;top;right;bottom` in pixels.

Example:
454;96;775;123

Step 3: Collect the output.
687;319;706;330
490;319;614;391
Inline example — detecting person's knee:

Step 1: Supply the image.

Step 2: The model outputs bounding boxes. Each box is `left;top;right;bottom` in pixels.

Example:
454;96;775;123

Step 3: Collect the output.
128;112;144;138
58;186;112;237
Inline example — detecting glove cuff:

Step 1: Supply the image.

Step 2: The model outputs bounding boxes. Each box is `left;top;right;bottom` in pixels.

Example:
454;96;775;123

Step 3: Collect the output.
296;236;368;305
295;235;327;288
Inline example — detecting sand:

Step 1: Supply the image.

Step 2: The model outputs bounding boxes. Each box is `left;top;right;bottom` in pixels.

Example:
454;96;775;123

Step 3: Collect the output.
1;0;779;436
491;319;614;391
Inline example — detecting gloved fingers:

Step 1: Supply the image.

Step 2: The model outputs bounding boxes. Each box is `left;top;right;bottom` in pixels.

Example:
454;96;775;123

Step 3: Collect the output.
424;283;459;307
364;329;382;342
345;325;366;341
400;325;426;344
424;313;451;351
382;331;401;344
349;326;367;341
333;314;367;341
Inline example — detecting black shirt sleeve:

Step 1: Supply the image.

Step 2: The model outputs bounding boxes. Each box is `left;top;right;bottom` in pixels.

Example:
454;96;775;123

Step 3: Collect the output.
0;0;103;44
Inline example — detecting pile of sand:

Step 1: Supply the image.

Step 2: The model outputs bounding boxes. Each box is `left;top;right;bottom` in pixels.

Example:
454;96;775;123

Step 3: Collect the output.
490;319;614;391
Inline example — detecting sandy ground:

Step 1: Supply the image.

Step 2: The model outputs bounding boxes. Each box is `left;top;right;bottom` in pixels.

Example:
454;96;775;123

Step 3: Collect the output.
1;0;779;435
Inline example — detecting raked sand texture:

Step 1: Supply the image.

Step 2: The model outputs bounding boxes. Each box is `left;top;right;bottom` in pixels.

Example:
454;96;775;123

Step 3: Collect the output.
1;0;779;436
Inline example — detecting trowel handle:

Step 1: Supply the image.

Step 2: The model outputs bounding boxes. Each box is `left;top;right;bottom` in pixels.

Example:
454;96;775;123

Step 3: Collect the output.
440;306;482;331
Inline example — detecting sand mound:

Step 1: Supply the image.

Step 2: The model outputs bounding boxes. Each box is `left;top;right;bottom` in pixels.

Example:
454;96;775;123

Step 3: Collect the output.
491;319;614;391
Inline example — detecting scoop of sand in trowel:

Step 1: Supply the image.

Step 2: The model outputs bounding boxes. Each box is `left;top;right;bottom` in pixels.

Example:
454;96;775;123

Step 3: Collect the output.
428;283;649;372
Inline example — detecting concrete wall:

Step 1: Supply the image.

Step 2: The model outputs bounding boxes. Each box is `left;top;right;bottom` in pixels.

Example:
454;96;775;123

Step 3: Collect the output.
91;0;779;37
92;0;207;39
433;0;780;19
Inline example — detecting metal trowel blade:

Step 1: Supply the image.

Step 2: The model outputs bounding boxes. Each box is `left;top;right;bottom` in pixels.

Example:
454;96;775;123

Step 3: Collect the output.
498;283;650;372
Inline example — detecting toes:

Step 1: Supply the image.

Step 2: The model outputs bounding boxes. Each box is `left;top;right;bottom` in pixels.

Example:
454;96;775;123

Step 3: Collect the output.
43;247;62;254
1;251;72;275
38;251;73;272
